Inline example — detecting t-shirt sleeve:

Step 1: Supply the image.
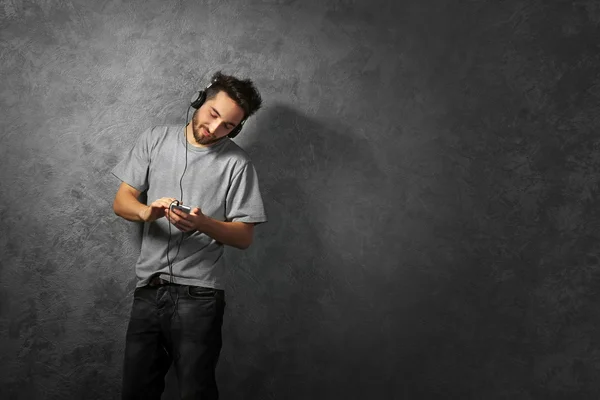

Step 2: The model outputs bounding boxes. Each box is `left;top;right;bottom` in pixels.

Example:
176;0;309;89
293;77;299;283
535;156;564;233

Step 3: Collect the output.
225;162;268;225
111;127;153;192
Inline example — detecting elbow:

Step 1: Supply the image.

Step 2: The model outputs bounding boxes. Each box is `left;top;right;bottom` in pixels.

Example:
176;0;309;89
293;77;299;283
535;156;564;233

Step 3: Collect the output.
238;236;253;250
112;198;123;218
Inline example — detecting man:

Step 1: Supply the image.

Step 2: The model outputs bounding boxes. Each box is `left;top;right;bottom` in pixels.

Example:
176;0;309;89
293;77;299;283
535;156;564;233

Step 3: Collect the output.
111;71;267;399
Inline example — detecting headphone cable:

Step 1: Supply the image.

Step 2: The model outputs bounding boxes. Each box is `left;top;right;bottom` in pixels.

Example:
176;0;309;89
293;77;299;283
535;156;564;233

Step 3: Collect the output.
165;105;192;318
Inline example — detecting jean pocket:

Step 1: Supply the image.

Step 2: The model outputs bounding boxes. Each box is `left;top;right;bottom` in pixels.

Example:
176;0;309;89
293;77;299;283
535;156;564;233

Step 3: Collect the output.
133;285;152;300
186;285;217;299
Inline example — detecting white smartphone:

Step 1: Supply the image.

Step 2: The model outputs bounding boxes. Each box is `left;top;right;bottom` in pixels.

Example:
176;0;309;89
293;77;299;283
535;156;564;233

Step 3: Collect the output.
170;204;191;214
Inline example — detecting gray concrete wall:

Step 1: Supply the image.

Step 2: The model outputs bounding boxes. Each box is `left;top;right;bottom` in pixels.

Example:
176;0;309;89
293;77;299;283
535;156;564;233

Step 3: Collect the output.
1;0;599;398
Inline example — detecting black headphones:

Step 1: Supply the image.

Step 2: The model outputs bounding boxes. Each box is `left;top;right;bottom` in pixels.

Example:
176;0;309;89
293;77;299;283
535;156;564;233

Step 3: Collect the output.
190;80;246;139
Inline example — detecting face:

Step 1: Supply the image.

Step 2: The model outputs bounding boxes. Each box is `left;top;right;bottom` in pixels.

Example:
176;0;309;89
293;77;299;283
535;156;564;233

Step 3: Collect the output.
191;90;245;146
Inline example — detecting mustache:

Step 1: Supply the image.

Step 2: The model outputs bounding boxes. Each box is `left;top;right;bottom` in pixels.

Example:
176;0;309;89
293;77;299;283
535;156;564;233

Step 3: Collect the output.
194;124;212;136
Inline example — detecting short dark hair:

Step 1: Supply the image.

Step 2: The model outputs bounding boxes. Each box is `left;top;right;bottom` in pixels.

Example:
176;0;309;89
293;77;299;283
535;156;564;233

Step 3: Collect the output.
205;71;262;120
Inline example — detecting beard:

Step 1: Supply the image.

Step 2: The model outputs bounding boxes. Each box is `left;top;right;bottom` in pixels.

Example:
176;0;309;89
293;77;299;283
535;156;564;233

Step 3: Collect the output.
192;124;213;145
191;120;221;146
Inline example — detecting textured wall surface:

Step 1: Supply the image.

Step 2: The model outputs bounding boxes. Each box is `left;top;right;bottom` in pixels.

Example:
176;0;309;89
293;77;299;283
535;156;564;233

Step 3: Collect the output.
1;0;600;399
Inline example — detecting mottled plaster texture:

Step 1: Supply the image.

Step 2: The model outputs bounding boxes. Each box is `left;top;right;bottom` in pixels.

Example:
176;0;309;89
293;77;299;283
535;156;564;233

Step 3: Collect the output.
1;0;600;399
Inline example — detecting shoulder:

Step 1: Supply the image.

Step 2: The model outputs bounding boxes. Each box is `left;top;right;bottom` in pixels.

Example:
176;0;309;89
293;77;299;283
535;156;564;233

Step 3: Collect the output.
141;125;182;148
222;139;252;162
148;125;181;140
220;139;256;175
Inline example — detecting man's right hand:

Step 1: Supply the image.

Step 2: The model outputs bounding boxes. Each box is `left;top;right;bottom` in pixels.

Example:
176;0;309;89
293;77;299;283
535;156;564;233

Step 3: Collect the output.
140;197;177;222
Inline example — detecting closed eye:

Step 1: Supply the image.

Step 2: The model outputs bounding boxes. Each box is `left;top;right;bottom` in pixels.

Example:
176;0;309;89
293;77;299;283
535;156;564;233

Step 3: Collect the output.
211;107;236;129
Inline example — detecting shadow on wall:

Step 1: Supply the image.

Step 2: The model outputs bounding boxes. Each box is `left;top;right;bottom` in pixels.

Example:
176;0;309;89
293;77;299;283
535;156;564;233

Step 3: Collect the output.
207;104;391;399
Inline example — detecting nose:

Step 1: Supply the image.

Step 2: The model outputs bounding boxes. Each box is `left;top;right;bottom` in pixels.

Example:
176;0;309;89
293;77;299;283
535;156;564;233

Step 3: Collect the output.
208;119;222;134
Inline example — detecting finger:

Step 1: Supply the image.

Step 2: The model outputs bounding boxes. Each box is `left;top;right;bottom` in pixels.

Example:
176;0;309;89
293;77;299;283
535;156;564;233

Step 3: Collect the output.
177;222;194;232
178;219;194;230
154;200;171;209
165;209;176;223
173;208;190;219
172;213;190;226
173;217;191;230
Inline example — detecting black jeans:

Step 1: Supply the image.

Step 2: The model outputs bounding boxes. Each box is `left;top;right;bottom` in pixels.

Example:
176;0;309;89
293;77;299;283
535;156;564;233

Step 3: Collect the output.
121;283;226;400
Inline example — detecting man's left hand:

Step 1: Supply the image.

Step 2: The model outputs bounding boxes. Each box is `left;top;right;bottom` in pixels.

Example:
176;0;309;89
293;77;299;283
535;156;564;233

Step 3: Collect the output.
166;206;207;233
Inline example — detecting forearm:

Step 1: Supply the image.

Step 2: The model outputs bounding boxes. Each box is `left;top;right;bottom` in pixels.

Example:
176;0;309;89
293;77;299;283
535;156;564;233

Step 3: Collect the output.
113;192;148;222
198;217;252;249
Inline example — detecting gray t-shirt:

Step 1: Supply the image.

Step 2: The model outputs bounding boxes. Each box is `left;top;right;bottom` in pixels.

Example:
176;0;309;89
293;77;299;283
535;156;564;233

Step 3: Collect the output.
111;125;267;289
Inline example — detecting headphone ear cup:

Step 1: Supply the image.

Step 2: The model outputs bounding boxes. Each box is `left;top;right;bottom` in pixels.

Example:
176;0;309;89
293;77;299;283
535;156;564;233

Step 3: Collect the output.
191;90;206;109
228;120;245;139
228;126;241;139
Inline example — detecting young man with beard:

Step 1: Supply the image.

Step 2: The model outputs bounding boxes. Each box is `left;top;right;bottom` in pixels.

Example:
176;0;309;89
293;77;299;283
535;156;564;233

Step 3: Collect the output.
111;71;266;399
